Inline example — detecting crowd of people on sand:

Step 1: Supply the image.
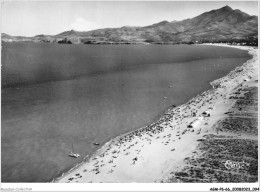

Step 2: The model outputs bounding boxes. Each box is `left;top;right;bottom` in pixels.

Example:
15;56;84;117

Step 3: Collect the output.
64;86;218;182
61;47;257;183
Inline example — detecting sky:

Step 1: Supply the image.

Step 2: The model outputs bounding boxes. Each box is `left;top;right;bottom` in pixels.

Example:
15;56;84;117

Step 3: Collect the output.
1;1;258;36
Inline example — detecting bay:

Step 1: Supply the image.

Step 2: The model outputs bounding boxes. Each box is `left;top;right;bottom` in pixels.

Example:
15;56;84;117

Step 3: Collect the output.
1;43;251;182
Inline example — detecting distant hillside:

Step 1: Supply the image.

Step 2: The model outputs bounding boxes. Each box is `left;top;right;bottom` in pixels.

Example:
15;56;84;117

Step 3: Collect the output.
2;6;258;44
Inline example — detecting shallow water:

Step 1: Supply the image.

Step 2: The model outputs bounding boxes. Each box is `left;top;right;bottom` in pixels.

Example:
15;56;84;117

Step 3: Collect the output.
1;43;251;182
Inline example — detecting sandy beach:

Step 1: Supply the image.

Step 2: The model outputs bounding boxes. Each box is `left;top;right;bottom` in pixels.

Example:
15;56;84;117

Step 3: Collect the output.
55;44;258;183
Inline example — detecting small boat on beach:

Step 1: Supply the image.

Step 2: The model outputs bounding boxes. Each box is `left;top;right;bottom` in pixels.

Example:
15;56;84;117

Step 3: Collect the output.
69;142;80;158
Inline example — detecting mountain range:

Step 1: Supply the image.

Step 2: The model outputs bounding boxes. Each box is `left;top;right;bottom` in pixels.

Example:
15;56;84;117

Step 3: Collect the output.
1;6;258;44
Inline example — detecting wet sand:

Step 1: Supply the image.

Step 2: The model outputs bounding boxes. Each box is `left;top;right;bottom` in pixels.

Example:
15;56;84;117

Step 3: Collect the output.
55;45;258;183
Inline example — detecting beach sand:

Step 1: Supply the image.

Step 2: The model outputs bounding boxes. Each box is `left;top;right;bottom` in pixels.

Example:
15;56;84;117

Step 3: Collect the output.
55;45;258;183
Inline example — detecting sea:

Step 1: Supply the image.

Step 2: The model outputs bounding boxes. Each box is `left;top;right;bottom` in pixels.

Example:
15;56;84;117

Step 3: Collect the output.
1;42;251;182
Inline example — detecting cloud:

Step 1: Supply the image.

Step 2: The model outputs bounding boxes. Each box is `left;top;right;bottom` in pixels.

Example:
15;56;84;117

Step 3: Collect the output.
69;17;101;31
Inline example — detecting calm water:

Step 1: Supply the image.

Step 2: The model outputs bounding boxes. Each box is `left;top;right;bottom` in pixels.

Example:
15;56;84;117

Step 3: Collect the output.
1;43;251;182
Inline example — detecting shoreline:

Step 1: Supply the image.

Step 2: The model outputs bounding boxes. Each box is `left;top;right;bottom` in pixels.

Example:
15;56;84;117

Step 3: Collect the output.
54;44;258;183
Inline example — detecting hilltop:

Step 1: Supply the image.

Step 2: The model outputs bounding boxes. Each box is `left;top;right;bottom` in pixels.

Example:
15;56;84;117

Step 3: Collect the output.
2;6;258;44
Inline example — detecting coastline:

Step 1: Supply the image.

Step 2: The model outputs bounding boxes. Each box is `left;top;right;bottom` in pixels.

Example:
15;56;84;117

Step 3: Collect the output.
54;44;258;183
